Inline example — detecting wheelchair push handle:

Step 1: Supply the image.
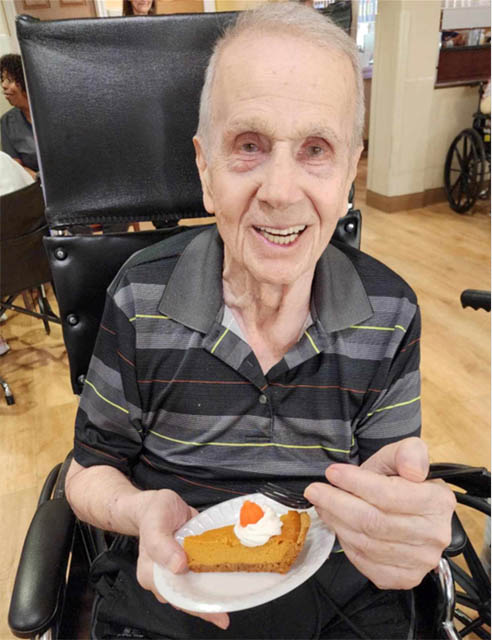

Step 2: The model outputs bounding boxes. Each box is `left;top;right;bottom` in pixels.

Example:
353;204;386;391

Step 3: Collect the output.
460;289;491;312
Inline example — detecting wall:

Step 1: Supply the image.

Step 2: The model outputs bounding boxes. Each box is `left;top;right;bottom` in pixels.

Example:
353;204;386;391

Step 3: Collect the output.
105;0;210;16
14;0;97;20
215;0;276;10
0;1;18;123
367;0;441;200
106;0;206;15
156;0;204;13
424;85;479;191
367;0;490;209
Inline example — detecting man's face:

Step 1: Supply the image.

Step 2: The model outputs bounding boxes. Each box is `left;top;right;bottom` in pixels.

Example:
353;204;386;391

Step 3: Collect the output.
194;33;362;286
1;71;26;108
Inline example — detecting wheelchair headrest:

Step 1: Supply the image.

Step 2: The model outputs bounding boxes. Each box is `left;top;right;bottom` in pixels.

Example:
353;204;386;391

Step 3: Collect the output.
16;12;237;228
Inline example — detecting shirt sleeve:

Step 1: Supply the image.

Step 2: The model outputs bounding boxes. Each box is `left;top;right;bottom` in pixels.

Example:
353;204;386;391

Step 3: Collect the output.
354;303;422;462
1;113;17;160
73;273;143;476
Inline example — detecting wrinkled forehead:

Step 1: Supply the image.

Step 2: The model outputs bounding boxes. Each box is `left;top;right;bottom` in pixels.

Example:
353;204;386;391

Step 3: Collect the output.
210;31;356;136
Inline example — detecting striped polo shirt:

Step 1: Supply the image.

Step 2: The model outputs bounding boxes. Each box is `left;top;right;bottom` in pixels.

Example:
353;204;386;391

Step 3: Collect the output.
74;226;421;508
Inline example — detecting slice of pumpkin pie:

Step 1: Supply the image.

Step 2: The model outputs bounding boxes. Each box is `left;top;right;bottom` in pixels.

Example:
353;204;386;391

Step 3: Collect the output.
183;500;310;574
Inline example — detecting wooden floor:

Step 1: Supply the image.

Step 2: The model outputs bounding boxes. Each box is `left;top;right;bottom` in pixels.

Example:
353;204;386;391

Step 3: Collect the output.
0;159;490;638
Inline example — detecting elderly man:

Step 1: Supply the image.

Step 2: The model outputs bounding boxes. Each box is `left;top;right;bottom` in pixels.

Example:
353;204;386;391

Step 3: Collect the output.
66;3;455;638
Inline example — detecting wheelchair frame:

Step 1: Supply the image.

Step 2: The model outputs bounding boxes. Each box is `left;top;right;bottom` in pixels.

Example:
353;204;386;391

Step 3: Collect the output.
444;82;491;214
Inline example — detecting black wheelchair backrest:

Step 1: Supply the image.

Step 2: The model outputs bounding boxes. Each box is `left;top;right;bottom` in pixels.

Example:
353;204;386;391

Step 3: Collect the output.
17;12;236;228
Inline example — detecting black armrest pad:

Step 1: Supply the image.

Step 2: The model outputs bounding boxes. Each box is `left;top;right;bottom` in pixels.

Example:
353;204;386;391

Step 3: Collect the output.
445;512;467;557
9;498;75;638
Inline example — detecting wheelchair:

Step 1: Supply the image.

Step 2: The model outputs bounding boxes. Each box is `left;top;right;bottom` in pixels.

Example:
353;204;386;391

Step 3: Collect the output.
6;11;490;640
0;180;61;405
444;82;491;214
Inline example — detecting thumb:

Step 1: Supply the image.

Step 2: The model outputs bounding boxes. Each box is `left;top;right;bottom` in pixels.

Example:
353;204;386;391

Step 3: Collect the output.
360;437;429;482
139;492;198;574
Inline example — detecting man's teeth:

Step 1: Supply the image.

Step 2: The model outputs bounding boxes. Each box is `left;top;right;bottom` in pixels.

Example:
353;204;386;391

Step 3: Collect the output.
256;225;306;245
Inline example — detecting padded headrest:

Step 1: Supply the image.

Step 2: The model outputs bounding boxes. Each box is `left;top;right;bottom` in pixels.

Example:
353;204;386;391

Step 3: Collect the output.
16;12;236;228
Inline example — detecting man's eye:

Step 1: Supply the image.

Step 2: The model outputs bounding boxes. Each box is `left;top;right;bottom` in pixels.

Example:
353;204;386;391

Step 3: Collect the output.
241;142;258;153
307;145;324;157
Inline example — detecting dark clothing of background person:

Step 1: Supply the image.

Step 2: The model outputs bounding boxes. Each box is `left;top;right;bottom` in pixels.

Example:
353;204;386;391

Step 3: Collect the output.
1;107;38;172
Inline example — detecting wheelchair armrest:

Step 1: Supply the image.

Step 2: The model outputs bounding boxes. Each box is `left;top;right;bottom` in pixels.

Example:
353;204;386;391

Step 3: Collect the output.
445;512;467;557
8;497;75;638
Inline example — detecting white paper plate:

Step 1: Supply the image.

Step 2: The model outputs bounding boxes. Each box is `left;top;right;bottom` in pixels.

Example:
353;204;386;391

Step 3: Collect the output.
153;492;335;613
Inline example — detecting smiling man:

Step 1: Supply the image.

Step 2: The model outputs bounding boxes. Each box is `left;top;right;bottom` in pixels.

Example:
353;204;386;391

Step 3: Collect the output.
193;18;361;374
65;4;455;639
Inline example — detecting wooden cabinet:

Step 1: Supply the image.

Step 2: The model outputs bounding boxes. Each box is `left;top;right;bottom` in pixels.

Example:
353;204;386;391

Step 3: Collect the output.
436;44;491;87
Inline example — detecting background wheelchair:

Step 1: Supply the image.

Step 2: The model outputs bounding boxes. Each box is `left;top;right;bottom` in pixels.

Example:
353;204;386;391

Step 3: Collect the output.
6;11;490;640
0;180;60;405
444;82;491;214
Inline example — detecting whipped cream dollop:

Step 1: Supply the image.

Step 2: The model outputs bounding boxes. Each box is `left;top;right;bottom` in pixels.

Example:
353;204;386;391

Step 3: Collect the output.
233;504;283;547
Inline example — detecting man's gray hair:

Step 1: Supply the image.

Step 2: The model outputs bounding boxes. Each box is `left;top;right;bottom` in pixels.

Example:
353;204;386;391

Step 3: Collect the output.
196;1;364;152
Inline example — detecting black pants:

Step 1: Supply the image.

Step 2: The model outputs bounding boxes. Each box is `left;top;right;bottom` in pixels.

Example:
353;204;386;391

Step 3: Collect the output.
90;536;414;640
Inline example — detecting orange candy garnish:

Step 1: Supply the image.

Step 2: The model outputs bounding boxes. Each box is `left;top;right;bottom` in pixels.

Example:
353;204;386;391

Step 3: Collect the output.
240;500;264;527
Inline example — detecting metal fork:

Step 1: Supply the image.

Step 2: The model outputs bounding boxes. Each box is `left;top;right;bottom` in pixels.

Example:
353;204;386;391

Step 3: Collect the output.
259;482;312;510
260;464;489;511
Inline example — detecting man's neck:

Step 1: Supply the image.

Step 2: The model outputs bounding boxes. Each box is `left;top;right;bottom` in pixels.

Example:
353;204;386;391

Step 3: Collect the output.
222;254;314;373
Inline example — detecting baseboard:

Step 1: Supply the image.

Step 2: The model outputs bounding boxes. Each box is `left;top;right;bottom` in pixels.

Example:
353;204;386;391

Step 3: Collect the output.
423;187;447;206
366;187;446;212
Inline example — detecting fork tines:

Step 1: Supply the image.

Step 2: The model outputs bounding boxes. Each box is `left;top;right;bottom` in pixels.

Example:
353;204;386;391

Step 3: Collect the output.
259;482;312;510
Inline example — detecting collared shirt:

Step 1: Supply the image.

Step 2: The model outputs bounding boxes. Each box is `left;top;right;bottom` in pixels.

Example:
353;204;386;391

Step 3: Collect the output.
74;226;421;508
0;107;38;171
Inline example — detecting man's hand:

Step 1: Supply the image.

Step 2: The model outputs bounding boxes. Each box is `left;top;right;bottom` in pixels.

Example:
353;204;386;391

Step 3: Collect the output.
135;489;230;630
304;437;456;590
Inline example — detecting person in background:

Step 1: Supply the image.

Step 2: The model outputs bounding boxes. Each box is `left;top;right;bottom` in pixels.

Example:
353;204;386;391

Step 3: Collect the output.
480;79;491;115
122;0;156;16
0;150;36;355
0;54;38;179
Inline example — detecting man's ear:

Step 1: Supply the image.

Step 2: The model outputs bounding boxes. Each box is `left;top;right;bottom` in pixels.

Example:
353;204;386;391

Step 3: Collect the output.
193;136;215;215
348;143;364;184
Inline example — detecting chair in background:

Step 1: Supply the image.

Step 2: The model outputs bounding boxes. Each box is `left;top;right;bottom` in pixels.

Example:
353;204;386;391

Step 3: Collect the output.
0;180;60;405
6;11;489;640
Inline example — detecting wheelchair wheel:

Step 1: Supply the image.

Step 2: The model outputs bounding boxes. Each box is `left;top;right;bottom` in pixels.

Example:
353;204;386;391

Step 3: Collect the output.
444;128;486;214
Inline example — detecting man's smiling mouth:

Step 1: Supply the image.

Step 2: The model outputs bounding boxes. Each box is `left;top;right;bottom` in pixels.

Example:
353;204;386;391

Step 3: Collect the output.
254;224;306;245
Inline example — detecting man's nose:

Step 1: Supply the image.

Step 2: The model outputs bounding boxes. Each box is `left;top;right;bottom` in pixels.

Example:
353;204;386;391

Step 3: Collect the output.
256;147;303;210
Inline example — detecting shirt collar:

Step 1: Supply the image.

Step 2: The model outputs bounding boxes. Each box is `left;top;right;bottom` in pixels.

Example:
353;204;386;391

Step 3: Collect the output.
158;226;373;334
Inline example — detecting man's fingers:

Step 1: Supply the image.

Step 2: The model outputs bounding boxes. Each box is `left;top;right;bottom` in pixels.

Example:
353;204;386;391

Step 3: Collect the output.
321;507;444;567
136;546;160;592
307;482;449;545
341;545;431;591
137;551;230;629
360;438;429;482
176;606;230;630
315;465;452;515
139;491;198;573
139;522;189;573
